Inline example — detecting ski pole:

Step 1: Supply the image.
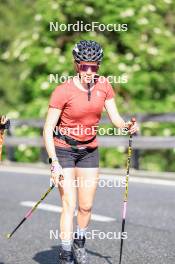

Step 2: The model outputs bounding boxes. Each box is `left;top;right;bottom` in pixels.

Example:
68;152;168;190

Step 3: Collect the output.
118;117;136;264
6;184;55;239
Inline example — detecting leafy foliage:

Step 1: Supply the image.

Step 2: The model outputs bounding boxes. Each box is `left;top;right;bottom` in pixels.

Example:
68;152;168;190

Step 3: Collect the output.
0;0;175;171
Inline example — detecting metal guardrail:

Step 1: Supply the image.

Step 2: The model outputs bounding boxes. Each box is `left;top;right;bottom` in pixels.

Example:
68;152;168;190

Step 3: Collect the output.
4;136;175;149
4;113;175;169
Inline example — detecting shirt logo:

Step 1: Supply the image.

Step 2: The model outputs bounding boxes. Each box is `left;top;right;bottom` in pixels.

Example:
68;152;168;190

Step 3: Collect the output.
96;91;101;97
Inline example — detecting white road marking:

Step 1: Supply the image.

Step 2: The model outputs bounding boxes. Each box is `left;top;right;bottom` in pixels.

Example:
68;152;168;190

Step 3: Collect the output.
130;177;175;186
0;166;49;175
20;201;116;222
100;174;175;186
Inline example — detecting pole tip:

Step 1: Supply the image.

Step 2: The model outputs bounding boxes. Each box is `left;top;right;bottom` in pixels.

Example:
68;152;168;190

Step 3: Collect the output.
6;233;11;239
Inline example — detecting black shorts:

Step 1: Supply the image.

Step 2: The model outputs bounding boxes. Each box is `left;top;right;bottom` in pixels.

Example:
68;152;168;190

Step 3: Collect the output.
55;146;99;168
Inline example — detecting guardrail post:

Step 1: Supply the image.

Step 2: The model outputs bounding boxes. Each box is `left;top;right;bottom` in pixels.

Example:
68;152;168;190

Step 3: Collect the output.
6;126;16;161
132;148;140;170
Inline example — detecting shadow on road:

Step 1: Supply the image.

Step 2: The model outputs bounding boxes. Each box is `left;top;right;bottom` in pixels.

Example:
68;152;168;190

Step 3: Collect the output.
33;245;113;264
87;248;113;264
33;246;58;264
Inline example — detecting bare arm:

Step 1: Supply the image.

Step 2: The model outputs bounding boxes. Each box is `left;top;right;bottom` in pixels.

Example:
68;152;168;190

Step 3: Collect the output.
104;98;126;128
104;98;139;134
43;107;62;159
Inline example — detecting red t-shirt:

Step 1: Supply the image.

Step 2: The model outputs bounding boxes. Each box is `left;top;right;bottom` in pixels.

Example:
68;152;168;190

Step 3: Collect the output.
49;77;115;148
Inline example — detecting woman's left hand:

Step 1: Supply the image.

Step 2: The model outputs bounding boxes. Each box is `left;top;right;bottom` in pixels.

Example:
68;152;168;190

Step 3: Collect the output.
125;121;139;134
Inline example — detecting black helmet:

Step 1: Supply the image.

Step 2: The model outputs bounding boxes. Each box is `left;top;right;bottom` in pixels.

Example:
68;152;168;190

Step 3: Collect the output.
73;40;103;64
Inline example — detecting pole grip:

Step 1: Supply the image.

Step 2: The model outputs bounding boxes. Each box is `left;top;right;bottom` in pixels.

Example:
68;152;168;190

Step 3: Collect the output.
131;117;136;124
127;117;136;130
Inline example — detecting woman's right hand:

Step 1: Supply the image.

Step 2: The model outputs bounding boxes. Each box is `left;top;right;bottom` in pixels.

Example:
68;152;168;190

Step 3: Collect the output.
50;161;64;187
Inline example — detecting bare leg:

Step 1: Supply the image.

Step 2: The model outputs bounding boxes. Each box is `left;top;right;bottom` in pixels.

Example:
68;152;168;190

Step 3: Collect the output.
58;168;76;241
75;167;99;229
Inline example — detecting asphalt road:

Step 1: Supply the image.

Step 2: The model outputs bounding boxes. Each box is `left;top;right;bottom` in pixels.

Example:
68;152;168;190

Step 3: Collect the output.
0;167;175;264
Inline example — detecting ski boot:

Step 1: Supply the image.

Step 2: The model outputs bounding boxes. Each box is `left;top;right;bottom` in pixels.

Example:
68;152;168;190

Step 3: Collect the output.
72;235;89;264
58;248;74;264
